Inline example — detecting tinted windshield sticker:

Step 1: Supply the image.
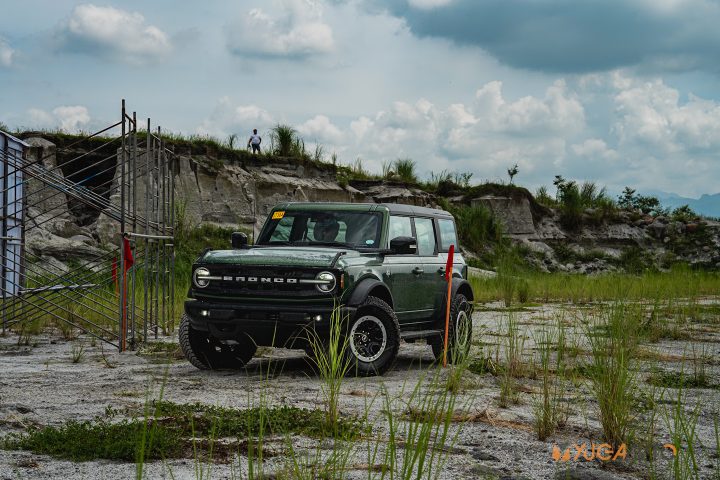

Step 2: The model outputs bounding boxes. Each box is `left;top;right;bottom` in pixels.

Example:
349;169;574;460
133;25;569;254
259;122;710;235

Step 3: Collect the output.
272;211;285;220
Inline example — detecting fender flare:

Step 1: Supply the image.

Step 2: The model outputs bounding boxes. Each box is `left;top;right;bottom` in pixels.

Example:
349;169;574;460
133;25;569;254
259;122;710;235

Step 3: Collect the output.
452;277;475;302
344;278;394;309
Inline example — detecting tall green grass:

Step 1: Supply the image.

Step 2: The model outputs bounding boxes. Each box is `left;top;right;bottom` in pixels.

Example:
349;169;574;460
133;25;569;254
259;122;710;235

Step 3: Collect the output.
532;324;566;440
306;303;353;430
585;303;641;449
470;266;720;304
393;158;418;184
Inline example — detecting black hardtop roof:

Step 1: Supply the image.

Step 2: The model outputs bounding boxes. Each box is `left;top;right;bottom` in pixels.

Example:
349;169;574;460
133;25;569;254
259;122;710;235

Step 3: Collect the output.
273;202;453;218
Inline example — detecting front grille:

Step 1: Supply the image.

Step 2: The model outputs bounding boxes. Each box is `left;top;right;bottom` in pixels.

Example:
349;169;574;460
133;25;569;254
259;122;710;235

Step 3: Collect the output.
194;266;337;298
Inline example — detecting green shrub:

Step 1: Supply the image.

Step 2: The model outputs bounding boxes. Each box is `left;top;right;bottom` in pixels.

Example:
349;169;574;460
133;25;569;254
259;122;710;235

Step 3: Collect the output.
453;172;473;188
670;205;698;223
593;195;619;221
425;170;453;191
393;158;418;184
557;181;584;229
619;246;656;274
535;186;556;208
4;419;182;462
517;279;530;303
617;187;668;216
270;124;297;157
449;203;503;252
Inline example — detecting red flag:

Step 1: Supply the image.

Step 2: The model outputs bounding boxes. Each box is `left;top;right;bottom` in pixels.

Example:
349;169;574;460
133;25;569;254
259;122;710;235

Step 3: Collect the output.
120;236;134;353
445;244;455;281
123;236;134;271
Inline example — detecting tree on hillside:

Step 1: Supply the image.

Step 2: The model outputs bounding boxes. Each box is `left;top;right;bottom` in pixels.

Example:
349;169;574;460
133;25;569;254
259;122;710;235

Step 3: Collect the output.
507;164;519;185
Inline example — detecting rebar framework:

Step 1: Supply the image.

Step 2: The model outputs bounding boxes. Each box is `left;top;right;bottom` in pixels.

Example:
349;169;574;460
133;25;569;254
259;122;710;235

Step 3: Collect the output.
0;101;175;351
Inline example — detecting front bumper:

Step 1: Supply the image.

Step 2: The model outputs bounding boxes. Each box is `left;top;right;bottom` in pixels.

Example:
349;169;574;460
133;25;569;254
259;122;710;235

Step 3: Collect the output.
184;300;356;346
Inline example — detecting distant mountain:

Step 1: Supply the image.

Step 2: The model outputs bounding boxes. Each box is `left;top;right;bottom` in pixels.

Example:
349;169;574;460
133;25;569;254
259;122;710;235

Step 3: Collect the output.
644;190;720;218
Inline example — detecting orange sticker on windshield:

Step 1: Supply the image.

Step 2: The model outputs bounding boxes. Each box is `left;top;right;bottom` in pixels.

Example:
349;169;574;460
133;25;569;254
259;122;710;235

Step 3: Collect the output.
272;211;285;220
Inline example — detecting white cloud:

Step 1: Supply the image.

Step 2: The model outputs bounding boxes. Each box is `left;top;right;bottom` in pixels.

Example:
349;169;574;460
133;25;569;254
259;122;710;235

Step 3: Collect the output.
612;76;720;153
57;4;171;64
408;0;454;9
297;115;344;143
350;116;373;140
475;80;585;134
195;73;720;197
197;97;273;137
571;138;617;159
0;38;14;67
226;0;334;58
28;106;90;131
327;83;584;179
28;108;54;126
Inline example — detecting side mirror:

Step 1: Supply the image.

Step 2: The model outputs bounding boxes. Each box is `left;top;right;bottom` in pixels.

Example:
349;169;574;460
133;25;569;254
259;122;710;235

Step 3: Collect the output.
231;232;248;249
389;236;417;255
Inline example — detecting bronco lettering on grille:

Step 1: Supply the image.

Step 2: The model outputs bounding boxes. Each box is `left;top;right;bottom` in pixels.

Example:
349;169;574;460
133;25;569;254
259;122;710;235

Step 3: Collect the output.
233;276;299;284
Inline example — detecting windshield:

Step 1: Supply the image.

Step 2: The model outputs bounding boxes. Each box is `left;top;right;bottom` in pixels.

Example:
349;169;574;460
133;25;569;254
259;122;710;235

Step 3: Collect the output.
257;210;383;249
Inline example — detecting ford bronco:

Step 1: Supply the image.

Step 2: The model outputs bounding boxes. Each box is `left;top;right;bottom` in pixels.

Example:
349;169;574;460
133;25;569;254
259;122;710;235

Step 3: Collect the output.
180;202;474;376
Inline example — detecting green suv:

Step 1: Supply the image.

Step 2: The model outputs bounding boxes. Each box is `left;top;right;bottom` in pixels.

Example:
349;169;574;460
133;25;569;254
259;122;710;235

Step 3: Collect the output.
181;202;474;376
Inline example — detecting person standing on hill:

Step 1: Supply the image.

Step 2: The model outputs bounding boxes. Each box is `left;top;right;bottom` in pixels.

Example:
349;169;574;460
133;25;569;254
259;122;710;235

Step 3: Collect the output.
247;129;262;154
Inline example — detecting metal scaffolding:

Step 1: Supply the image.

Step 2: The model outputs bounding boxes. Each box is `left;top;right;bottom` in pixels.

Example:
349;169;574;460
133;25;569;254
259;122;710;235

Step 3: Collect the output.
0;100;175;351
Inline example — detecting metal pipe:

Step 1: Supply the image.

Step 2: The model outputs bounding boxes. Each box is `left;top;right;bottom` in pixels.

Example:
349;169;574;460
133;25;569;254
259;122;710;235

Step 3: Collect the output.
2;101;176;352
119;99;126;352
144;117;151;343
126;232;174;240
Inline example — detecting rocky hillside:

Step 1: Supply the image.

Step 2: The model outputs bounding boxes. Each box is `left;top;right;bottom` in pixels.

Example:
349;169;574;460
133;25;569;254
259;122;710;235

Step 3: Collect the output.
17;133;720;274
481;195;720;273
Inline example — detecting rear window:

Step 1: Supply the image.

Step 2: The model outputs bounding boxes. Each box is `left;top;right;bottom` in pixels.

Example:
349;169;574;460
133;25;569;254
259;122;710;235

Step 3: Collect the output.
414;217;436;256
438;218;457;251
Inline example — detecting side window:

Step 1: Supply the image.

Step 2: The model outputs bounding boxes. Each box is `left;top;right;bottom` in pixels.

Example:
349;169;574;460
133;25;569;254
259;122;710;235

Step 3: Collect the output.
388;215;412;243
438;219;458;251
414;217;436;256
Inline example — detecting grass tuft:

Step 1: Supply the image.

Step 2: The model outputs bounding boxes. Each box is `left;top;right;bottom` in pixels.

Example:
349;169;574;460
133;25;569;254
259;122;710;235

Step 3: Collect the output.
585;303;641;449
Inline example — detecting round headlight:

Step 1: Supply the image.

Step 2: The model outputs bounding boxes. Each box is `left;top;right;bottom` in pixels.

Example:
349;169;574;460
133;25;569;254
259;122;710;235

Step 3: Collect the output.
193;267;211;288
315;271;336;293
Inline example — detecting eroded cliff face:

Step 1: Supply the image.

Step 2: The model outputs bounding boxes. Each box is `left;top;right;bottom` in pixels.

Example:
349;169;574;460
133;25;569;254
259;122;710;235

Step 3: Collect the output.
21;137;435;268
175;156;364;228
475;194;720;273
19;135;720;274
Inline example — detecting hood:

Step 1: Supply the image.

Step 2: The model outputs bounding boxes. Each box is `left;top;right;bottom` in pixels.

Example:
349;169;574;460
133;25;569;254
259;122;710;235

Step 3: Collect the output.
199;246;354;268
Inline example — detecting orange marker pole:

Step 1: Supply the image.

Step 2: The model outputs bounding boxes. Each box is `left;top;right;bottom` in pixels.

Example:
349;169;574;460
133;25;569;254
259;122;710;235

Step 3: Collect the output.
442;245;455;367
442;265;453;367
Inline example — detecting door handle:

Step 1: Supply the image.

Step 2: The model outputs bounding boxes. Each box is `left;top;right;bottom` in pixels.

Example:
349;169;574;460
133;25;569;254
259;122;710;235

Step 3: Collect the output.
437;267;446;275
412;267;424;275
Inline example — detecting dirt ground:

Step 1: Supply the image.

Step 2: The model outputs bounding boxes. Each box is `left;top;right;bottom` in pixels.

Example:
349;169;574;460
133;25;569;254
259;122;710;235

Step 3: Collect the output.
1;301;718;480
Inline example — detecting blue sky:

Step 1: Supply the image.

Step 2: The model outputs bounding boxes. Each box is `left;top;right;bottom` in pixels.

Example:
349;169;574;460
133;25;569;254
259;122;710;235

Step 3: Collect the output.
2;0;720;197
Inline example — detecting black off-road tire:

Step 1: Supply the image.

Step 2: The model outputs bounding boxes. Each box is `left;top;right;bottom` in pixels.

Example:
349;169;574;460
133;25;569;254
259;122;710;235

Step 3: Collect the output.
430;294;473;364
179;313;257;370
346;296;400;377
